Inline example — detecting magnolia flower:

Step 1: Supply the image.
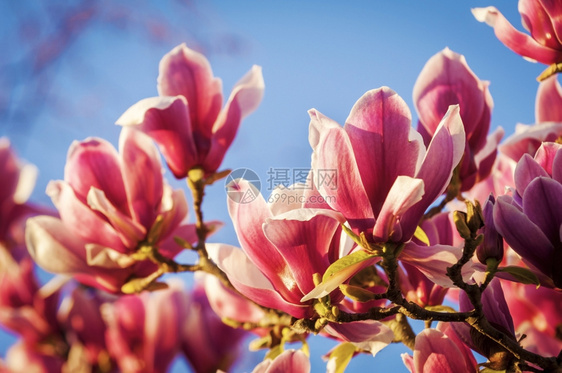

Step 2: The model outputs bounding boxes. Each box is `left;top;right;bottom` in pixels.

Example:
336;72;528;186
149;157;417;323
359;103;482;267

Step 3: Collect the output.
182;277;249;373
493;142;562;288
402;322;477;373
304;87;470;299
103;283;186;373
0;137;41;261
414;48;503;191
473;2;562;65
25;128;196;293
309;87;465;244
500;75;562;162
208;181;353;318
117;43;265;178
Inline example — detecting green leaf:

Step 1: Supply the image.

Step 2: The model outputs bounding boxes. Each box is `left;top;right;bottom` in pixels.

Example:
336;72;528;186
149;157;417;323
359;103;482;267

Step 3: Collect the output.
264;344;284;361
424;305;457;313
341;224;363;248
414;225;430;245
497;266;540;288
328;342;357;373
323;250;377;282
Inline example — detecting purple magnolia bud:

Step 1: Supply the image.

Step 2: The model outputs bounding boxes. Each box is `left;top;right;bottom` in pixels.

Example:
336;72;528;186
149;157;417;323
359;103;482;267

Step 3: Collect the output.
477;195;504;264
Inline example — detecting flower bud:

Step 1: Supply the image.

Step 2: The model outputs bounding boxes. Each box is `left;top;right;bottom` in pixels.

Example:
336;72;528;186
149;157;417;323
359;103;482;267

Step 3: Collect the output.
476;195;504;264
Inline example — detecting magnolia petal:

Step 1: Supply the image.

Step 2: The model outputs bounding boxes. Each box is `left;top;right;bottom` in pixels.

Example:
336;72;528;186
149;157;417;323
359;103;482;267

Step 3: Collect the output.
401;105;465;240
400;242;469;288
26;216;90;273
534;142;562;177
46;181;126;252
87;188;146;249
116;96;198;178
85;244;136;269
514;154;550;196
309;109;374;230
156;186;189;242
472;6;562;65
413;328;476;373
204;65;265;173
536;75;562;122
157;43;223;136
252;350;310;373
473;127;505;186
500;122;562;161
324;320;394;356
64;137;128;212
119;127;164;229
263;209;342;296
226;179;295;299
207;243;309;318
373;175;424;243
522;177;562;245
494;195;554;278
344;87;422;217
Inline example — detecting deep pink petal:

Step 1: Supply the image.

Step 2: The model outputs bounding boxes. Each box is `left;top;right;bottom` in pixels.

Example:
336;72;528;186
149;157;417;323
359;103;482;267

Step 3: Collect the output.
25;216;129;293
253;350;310;373
522;177;562;246
156;186;189;243
119;128;163;229
116;96;198;178
472;127;504;187
494;195;554;278
519;0;562;48
373;175;424;243
157;44;223;138
400;105;465;240
46;181;126;252
536;75;562;122
534;142;562;177
538;0;562;45
400;242;468;288
472;6;562;64
413;328;476;373
226;179;297;300
500;122;562;161
207;243;309;318
309;109;374;231
514;154;550;195
203;65;265;173
87;188;146;249
414;48;492;151
345;87;423;217
324;321;394;356
263;209;343;296
64;137;128;213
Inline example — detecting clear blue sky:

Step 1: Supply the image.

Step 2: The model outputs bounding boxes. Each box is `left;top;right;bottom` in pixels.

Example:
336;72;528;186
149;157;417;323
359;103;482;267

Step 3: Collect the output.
1;1;546;371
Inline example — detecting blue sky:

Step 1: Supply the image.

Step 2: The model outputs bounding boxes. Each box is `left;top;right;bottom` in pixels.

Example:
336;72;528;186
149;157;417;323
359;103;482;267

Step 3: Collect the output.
1;1;549;371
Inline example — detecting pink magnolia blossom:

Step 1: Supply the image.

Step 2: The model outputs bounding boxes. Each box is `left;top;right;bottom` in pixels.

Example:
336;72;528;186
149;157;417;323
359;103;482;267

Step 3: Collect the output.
103;282;186;373
207;181;350;318
182;277;249;373
501;75;562;161
306;87;472;296
0;246;61;347
251;350;310;373
2;341;65;373
25;128;197;293
401;322;477;373
116;43;265;178
473;1;562;65
0;138;41;261
414;48;503;191
493;142;562;288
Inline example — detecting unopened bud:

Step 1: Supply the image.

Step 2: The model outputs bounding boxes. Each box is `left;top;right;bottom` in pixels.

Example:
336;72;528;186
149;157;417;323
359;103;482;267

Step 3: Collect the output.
476;196;504;264
453;210;471;239
466;200;484;232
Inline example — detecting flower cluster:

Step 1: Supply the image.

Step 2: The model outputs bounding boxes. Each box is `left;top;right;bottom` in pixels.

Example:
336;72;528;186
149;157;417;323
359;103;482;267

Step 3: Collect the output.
2;2;562;372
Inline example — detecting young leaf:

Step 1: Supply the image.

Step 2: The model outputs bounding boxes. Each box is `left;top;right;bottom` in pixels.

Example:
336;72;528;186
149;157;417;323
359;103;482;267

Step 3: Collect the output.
327;342;357;373
497;266;540;288
414;225;430;245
